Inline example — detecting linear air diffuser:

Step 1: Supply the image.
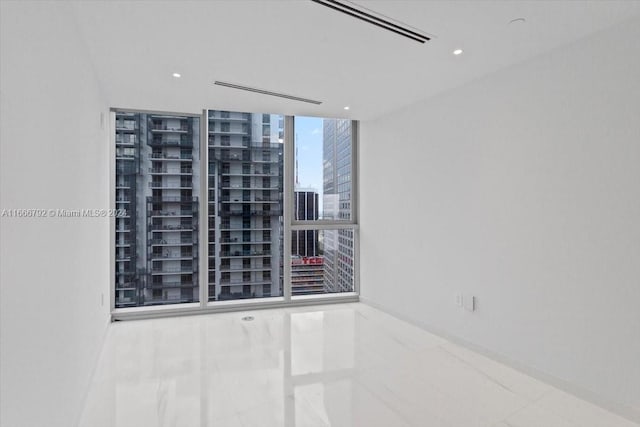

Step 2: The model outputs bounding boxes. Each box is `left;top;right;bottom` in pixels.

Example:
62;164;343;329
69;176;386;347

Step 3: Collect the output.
311;0;430;44
213;81;322;105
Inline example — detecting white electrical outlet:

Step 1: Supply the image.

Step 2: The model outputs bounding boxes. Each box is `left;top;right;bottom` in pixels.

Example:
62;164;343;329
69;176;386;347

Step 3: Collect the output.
464;295;476;312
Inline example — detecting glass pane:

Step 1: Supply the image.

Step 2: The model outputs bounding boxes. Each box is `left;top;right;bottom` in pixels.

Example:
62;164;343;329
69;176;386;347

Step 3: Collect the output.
294;117;352;221
207;110;284;301
114;112;200;307
291;228;355;295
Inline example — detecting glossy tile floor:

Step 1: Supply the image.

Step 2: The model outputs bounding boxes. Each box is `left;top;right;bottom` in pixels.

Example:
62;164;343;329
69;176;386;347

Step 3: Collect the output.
79;303;638;427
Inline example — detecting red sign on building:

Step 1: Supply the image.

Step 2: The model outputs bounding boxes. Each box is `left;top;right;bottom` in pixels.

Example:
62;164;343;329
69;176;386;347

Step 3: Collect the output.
292;256;324;265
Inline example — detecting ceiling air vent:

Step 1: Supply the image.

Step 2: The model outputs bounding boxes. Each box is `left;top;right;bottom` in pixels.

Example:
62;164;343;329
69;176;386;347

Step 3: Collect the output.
311;0;430;44
213;81;322;105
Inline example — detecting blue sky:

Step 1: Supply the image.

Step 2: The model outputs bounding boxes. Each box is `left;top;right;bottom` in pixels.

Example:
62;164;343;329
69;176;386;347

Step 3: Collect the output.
294;116;324;198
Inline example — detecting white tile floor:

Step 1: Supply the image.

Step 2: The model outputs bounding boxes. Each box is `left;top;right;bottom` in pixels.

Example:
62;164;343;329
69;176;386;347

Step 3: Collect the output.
79;303;638;427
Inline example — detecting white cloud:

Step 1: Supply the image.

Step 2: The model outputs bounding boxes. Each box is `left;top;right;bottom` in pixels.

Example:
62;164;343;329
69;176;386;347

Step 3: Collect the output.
311;128;320;135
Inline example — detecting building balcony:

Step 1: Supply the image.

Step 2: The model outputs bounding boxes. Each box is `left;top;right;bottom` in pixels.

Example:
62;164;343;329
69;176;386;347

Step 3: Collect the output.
220;171;279;177
220;250;271;258
291;277;325;283
219;226;270;231
219;209;282;216
220;239;272;245
220;197;279;203
115;139;136;146
148;210;195;217
147;139;193;147
148;182;193;189
209;143;250;150
149;254;194;261
149;167;193;175
219;266;271;272
150;238;196;246
149;224;195;231
115;282;137;290
291;274;324;282
150;153;192;161
220;279;272;286
150;267;194;275
251;143;283;150
208;129;249;136
150;124;190;133
147;196;198;203
291;267;325;274
207;114;250;122
115;125;136;132
146;281;196;289
220;185;281;190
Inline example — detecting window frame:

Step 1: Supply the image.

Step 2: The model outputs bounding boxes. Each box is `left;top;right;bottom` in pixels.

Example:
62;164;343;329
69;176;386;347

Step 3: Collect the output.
287;117;360;300
110;109;359;321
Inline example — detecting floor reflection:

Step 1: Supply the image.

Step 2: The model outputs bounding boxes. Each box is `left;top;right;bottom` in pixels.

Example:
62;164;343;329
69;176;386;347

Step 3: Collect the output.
79;303;635;427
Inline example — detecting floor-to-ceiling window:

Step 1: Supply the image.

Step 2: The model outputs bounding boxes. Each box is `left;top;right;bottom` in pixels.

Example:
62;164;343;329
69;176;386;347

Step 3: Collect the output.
112;109;357;317
114;112;201;308
291;117;357;297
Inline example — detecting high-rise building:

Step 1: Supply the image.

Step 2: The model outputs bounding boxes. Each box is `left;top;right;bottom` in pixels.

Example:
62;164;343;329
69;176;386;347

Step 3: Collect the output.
114;112;139;307
322;119;354;293
115;110;284;306
207;111;284;301
291;188;324;295
292;188;319;256
291;255;325;295
115;112;201;307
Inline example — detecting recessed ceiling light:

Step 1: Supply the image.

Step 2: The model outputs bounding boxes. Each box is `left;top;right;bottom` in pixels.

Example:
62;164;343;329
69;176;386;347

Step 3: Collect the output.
344;106;350;110
172;73;181;78
453;49;463;56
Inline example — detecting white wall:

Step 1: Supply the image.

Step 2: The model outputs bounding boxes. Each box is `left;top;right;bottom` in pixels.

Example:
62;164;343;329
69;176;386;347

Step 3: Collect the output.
360;17;640;422
0;2;110;427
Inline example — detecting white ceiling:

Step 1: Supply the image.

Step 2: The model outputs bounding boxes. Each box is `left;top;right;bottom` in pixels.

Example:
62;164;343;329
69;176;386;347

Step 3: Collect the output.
70;0;640;120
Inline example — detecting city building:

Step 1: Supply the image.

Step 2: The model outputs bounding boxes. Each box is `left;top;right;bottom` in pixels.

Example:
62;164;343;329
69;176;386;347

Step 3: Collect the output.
322;119;354;293
292;188;319;256
115;112;200;307
290;255;325;295
115;110;283;306
291;188;324;295
207;111;284;300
